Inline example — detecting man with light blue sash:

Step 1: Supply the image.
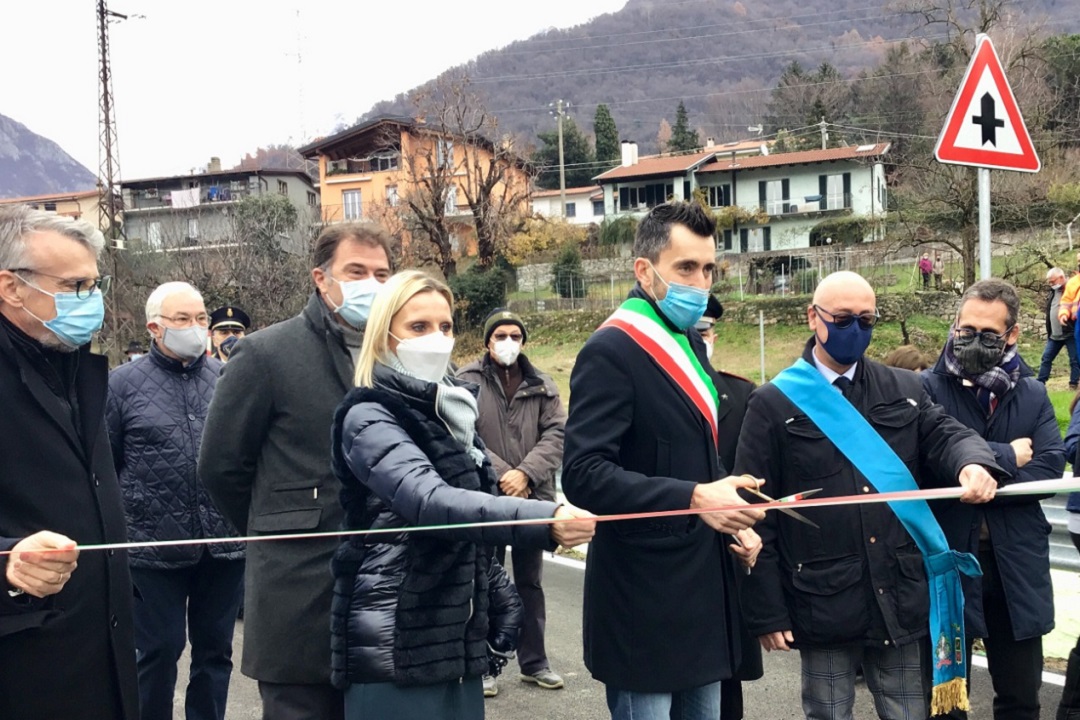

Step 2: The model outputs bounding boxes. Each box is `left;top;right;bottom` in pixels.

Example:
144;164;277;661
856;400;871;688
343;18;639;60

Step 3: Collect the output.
734;271;1005;720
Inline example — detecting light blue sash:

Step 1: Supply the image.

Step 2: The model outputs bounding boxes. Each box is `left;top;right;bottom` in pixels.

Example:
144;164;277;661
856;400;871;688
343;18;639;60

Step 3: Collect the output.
771;358;980;714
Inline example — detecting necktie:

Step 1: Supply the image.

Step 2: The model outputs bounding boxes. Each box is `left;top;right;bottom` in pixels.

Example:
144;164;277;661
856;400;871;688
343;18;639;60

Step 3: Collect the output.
833;376;853;397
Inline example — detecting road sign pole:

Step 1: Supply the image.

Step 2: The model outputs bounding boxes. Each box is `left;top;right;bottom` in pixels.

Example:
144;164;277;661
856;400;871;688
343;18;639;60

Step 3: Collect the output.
979;168;991;279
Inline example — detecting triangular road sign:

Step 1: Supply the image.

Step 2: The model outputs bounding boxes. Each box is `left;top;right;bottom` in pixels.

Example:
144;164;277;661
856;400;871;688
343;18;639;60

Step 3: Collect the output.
934;35;1040;173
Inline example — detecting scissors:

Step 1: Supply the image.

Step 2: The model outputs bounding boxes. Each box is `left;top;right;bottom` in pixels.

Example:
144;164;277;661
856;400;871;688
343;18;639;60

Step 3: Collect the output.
741;476;823;529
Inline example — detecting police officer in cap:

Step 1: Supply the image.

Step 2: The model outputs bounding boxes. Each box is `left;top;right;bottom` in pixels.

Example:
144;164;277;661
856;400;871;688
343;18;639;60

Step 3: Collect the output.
208;305;250;362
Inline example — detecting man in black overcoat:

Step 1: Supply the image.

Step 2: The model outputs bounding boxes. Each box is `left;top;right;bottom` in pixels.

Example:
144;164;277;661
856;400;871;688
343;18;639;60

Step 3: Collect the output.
563;202;764;720
0;205;138;719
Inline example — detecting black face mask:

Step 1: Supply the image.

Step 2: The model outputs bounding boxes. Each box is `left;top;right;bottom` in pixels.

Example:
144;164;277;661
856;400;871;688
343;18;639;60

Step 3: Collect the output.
953;336;1005;375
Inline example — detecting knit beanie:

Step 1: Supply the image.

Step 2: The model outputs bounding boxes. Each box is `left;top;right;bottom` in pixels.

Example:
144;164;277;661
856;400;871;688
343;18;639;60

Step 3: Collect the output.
483;308;528;346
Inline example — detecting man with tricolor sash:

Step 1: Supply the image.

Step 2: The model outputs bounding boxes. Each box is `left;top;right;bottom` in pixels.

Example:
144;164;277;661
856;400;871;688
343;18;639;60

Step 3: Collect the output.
734;271;1004;720
563;202;765;720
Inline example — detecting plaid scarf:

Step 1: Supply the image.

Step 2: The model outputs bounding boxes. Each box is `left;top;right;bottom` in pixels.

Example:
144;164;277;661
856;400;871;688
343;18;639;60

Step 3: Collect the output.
941;331;1021;415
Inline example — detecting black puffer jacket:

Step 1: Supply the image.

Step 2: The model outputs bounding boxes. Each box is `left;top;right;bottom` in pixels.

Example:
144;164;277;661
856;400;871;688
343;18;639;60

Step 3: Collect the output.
330;364;557;688
106;343;243;568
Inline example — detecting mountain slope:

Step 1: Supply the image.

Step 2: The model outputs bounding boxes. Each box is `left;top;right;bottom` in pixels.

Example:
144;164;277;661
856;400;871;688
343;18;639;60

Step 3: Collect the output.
0;114;97;199
361;0;1079;152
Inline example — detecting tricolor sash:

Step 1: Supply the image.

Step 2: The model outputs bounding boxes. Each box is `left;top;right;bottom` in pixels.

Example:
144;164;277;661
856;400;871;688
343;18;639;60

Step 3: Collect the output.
771;358;980;715
601;298;719;446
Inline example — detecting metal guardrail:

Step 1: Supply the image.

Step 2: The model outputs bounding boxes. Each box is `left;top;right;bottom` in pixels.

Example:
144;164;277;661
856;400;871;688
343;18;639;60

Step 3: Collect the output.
1044;496;1078;572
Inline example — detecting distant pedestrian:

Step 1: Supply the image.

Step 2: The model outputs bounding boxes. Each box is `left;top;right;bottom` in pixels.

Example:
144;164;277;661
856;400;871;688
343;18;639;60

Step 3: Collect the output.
125;339;146;362
1056;252;1080;367
1039;268;1080;390
458;309;568;697
933;254;944;289
923;279;1064;720
0;205;139;720
918;252;933;289
107;282;244;720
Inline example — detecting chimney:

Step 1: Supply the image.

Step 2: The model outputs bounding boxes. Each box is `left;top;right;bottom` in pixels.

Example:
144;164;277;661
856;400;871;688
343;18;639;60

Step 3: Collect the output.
208;156;222;173
631;142;638;165
706;137;715;148
621;140;635;167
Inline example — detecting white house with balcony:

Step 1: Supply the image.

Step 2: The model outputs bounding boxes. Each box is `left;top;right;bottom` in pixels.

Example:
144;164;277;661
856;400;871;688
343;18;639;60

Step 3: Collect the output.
530;186;604;224
594;142;890;252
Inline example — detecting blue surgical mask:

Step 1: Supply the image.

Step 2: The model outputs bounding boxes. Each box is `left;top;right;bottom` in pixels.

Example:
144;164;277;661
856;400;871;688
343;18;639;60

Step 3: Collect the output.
328;275;383;329
647;261;709;331
820;319;873;366
20;282;105;348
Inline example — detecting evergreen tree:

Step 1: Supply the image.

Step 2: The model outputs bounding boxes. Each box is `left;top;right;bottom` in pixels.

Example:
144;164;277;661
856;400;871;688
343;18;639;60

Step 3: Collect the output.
669;101;701;153
530;117;596;190
594;104;620;166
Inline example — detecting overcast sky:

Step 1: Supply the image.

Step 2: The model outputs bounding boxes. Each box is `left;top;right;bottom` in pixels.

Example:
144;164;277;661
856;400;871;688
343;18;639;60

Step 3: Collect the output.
3;0;626;181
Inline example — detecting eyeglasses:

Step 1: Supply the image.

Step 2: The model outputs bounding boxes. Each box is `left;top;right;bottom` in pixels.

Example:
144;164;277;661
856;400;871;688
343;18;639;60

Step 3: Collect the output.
157;313;210;327
954;326;1013;348
9;268;112;299
813;305;879;330
492;332;523;342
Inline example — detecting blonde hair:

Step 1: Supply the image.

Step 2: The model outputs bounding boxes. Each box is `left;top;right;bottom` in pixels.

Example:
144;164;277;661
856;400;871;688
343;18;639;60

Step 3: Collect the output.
354;269;455;388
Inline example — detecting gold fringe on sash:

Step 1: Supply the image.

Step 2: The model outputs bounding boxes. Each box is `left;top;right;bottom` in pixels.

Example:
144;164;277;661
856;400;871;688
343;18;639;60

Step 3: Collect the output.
930;677;970;716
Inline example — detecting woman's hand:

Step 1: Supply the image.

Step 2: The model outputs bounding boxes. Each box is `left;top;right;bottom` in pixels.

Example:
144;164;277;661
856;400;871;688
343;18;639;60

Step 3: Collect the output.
728;527;762;569
549;505;596;549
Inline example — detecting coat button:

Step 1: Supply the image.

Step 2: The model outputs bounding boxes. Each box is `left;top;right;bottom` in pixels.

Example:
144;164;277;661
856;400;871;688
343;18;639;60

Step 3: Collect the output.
884;639;891;646
111;615;118;628
862;486;870;493
108;550;115;557
878;588;884;595
869;536;877;544
93;474;100;487
188;413;196;421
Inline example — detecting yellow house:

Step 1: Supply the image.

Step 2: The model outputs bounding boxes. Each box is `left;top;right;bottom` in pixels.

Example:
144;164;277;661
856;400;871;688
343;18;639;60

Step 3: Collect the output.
298;115;528;258
0;189;102;226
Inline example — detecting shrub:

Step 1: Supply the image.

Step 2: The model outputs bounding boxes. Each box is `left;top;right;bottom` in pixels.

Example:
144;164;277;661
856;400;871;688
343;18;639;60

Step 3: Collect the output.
551;244;587;299
448;265;508;328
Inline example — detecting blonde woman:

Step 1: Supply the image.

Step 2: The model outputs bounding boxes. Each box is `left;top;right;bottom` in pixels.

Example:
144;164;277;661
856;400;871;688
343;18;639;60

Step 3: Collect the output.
329;270;595;719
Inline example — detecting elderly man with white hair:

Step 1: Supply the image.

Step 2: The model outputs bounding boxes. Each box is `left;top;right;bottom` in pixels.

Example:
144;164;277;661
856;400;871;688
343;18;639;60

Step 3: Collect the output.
106;281;244;720
0;204;138;719
1037;267;1080;390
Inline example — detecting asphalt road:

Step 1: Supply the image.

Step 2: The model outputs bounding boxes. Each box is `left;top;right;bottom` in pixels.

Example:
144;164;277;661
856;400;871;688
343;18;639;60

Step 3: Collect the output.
177;557;1070;719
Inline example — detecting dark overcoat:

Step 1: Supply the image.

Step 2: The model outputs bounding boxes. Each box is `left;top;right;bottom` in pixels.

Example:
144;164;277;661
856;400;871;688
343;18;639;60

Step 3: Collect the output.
922;356;1063;640
199;292;352;684
562;289;744;693
0;321;138;719
733;340;1004;649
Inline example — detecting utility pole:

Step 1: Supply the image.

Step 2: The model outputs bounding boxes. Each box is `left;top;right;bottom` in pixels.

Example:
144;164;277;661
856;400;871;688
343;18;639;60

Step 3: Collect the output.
551;99;569;217
819;116;828;150
97;0;134;359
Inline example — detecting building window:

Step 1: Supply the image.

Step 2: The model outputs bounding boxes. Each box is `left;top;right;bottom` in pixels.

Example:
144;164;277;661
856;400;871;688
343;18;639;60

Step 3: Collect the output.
721;229;732;251
386;186;399;207
706;184;731;208
760;179;790;215
437;139;454;169
592;200;604;217
819;173;852;210
307;191;317;207
44;202;57;211
565;202;576;218
187;218;199;241
618;183;673;212
148;221;162;250
343;190;362;220
444;186;457;215
277;180;288;195
373;154;399;172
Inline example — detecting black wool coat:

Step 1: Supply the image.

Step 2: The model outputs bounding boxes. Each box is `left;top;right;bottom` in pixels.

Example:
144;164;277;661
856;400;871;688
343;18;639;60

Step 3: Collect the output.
922;356;1063;640
562;289;744;693
0;320;138;720
733;340;1005;649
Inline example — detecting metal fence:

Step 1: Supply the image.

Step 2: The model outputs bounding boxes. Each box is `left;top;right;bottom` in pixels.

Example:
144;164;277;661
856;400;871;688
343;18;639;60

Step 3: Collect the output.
1045;496;1079;572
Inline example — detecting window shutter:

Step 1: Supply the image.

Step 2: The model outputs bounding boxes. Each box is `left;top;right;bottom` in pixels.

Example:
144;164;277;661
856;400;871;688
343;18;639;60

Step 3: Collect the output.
740;228;749;253
763;227;772;252
842;173;852;208
781;179;791;214
819;175;828;210
758;181;767;211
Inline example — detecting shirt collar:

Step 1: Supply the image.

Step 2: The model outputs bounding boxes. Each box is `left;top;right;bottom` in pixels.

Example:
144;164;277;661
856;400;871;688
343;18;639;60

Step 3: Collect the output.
811;347;857;386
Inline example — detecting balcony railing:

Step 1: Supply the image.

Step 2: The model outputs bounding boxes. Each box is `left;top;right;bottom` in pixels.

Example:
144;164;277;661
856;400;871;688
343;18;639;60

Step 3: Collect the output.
760;194;852;216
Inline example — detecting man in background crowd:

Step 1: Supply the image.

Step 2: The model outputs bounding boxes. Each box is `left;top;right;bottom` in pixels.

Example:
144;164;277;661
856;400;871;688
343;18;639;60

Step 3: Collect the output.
1039;268;1079;390
209;305;250;362
459;309;567;698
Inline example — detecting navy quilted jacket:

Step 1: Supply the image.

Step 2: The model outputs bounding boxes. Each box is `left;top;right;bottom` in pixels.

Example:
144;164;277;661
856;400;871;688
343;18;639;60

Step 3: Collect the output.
106;343;243;568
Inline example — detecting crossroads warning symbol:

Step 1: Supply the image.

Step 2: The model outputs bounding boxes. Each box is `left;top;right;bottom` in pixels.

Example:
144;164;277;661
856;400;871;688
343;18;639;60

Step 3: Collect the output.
934;35;1041;173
